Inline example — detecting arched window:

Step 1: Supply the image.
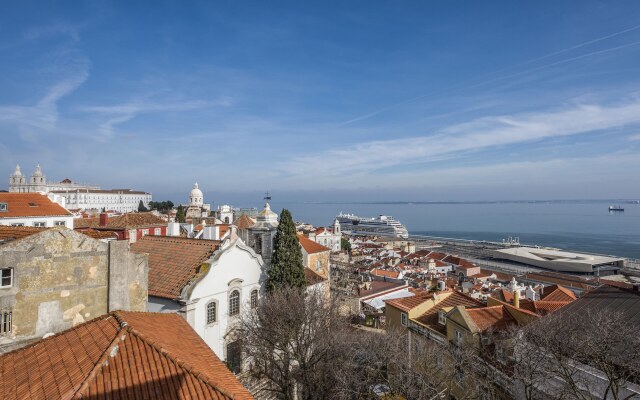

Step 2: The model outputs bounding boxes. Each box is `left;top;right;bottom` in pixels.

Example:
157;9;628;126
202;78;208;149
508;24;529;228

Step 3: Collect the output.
206;301;217;324
229;290;240;316
250;289;258;309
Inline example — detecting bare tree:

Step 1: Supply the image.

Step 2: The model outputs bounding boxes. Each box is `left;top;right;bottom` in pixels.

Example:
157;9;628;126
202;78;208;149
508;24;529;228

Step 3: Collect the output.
507;308;640;400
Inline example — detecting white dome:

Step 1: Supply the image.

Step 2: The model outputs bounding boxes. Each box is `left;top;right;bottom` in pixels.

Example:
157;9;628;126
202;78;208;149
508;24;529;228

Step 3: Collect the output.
189;182;204;206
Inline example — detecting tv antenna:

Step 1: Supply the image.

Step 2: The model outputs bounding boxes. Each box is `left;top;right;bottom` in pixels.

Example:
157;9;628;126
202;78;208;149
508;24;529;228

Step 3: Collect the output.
264;192;271;202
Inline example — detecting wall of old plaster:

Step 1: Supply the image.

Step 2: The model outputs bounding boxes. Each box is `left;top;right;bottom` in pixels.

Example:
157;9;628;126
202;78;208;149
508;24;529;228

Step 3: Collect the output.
0;228;148;350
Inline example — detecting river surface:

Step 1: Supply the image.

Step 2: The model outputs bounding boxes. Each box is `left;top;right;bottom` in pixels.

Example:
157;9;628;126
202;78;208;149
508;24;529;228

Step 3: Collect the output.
265;200;640;259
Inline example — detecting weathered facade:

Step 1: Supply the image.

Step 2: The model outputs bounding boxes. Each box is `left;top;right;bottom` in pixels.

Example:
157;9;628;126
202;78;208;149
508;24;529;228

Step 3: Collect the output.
0;228;147;352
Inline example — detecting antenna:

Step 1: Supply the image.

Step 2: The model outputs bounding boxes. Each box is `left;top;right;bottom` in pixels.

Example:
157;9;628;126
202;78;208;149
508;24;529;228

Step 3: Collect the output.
264;192;271;202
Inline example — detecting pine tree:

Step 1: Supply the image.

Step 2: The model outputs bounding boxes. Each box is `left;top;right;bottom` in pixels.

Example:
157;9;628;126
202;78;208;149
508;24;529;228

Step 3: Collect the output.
267;209;305;292
138;200;148;212
176;205;186;223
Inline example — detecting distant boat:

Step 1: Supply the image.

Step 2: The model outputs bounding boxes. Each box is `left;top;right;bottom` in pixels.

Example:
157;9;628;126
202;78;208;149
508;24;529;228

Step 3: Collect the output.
609;205;624;212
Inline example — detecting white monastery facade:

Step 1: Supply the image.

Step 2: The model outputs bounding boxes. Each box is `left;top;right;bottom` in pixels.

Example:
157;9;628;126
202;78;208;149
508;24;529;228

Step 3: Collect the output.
8;164;151;213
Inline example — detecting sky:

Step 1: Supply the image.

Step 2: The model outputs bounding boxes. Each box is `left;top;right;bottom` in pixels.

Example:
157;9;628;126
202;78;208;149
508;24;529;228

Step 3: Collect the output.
2;1;640;205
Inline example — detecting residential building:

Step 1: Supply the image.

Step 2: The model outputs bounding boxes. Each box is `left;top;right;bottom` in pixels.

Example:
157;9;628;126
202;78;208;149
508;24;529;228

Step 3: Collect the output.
0;227;147;352
0;192;73;228
299;234;331;300
74;212;167;243
131;235;266;371
0;311;253;399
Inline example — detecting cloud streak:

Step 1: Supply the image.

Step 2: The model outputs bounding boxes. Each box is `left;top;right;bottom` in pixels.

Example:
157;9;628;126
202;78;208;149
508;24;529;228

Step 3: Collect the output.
284;98;640;181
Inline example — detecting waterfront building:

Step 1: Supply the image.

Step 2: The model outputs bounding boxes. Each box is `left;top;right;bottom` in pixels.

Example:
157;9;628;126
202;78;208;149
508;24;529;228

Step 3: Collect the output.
132;234;266;372
8;163;152;212
0;227;148;353
491;247;625;273
0;192;73;228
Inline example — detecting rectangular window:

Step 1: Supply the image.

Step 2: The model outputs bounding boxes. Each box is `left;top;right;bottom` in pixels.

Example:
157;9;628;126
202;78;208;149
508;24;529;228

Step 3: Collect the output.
1;268;12;288
401;312;408;327
206;302;217;324
250;290;258;309
455;330;463;346
54;221;66;226
154;228;161;236
11;223;24;227
141;229;149;236
0;203;7;212
33;222;46;227
0;311;11;335
316;259;322;271
129;230;137;243
438;310;447;325
227;340;242;374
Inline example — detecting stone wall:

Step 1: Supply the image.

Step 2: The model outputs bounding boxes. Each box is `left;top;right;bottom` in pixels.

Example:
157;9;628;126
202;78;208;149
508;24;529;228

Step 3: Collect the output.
0;228;148;351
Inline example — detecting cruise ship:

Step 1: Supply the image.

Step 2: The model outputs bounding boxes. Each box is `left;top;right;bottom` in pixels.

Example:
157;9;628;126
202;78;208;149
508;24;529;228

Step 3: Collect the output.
336;213;409;238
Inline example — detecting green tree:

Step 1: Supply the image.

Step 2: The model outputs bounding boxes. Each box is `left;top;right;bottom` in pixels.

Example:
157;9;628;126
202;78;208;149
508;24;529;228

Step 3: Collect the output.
138;200;148;212
176;205;186;223
341;237;351;252
267;209;305;292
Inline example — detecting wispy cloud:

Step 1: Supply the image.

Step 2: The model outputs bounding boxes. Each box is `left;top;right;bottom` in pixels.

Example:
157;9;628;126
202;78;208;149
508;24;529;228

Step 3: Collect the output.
284;98;640;181
78;98;231;136
23;21;81;42
0;59;89;130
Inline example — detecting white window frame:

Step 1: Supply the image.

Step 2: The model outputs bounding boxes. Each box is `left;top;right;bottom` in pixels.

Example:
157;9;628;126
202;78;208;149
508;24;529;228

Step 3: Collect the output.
54;221;66;226
0;268;13;288
33;221;46;227
229;290;240;316
0;203;7;212
438;310;447;325
11;223;24;227
0;310;12;335
455;330;463;346
141;229;149;236
154;228;161;236
250;289;259;309
206;301;217;325
401;312;408;327
316;259;322;271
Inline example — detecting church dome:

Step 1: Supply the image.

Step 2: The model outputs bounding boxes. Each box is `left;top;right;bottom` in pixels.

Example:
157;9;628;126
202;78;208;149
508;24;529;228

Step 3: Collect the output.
189;182;204;206
33;163;43;177
12;164;22;177
257;202;278;222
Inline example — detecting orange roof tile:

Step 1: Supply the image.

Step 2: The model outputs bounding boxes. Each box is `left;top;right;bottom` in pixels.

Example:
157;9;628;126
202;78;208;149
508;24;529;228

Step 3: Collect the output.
0;311;252;400
540;284;577;302
0;226;47;241
75;228;118;240
385;292;431;312
234;214;256;229
414;291;485;334
74;212;166;230
519;300;572;316
298;234;331;254
0;193;71;218
131;236;220;299
370;268;400;279
466;305;516;332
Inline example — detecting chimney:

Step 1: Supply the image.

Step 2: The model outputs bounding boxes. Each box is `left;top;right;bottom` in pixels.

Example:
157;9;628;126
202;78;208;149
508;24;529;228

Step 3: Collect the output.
99;213;109;227
514;290;520;308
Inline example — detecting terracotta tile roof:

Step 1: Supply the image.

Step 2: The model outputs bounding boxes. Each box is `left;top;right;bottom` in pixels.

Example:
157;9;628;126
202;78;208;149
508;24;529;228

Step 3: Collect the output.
491;288;514;303
305;268;326;286
370;268;400;279
385;292;431;312
234;214;256;229
414;291;485;334
0;193;71;218
519;300;572;316
0;226;47;241
0;311;252;400
442;255;463;265
75;228;118;240
298;234;331;254
74;212;166;230
466;305;517;332
480;269;515;282
131;236;220;300
540;284;577;302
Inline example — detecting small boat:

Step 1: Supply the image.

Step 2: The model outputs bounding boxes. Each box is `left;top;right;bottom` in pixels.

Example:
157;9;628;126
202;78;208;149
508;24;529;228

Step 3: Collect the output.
609;205;624;212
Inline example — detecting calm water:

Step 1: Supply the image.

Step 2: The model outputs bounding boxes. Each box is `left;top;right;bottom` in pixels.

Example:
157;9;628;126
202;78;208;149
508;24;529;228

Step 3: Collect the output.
267;201;640;259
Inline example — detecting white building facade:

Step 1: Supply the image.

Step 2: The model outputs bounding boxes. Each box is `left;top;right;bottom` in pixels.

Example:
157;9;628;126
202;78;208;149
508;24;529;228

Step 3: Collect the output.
0;193;74;228
8;164;151;213
146;238;266;371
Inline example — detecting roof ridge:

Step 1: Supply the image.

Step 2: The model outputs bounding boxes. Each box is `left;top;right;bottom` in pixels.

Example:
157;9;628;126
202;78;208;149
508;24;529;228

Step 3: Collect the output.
72;315;126;398
123;324;237;399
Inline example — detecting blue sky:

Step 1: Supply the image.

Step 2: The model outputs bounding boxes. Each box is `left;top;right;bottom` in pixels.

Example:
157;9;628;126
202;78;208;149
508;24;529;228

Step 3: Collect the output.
2;1;640;204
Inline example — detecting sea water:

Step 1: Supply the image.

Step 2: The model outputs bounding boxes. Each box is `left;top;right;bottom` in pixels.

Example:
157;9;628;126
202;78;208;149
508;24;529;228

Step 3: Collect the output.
267;200;640;259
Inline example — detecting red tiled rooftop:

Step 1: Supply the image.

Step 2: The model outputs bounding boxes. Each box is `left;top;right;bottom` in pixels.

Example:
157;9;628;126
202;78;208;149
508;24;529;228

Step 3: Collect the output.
131;236;220;299
234;214;256;229
74;212;166;230
0;311;252;400
466;305;516;332
414;291;485;334
0;193;71;218
298;234;331;254
540;284;577;302
370;268;400;279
